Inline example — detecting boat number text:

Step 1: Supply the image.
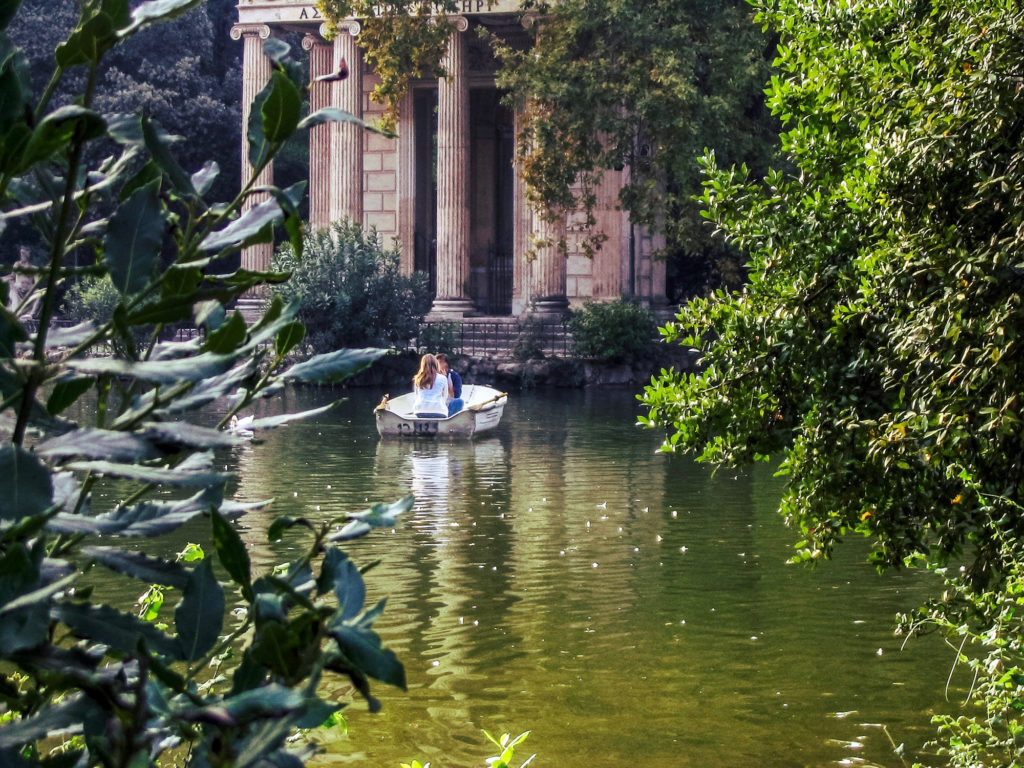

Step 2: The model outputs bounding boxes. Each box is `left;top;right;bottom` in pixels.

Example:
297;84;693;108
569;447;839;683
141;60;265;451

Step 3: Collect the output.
398;421;439;435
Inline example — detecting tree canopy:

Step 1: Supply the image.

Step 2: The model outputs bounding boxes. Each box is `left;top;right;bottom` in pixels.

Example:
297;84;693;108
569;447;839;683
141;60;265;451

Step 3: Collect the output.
494;0;778;285
641;1;1024;762
317;0;454;134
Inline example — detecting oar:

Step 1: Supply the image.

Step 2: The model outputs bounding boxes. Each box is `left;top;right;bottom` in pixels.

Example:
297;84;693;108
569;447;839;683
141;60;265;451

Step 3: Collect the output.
469;392;508;411
374;393;390;412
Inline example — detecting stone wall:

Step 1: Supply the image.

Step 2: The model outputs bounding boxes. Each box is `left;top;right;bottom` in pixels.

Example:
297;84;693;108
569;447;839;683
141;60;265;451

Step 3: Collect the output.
341;343;701;391
362;72;400;239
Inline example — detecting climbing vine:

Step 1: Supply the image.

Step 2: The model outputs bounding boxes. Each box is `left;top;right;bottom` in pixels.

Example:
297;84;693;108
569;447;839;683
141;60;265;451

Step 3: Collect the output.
317;0;455;133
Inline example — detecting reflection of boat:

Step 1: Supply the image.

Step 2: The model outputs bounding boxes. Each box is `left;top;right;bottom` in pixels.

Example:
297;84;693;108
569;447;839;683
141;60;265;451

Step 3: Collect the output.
375;385;508;438
373;437;507;524
374;437;506;481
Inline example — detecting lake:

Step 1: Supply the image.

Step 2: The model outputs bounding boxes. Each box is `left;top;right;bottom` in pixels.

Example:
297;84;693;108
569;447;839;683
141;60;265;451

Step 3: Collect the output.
171;386;958;767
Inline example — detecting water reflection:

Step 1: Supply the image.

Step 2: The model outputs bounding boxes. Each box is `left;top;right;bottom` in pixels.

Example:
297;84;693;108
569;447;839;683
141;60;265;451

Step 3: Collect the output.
68;387;960;766
294;391;953;767
374;438;508;521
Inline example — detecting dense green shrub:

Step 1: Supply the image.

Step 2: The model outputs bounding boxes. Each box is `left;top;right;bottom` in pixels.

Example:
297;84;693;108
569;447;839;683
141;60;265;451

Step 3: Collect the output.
569;299;657;364
417;319;460;355
63;274;176;352
512;315;548;361
61;274;147;353
61;274;121;324
272;221;431;353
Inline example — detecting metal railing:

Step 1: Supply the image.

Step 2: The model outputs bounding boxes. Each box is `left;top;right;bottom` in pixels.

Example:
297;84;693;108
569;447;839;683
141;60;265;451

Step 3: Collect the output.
23;316;571;361
416;318;573;359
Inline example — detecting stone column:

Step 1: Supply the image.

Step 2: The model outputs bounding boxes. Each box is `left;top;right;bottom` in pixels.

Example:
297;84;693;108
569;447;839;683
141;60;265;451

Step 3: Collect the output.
231;23;273;308
303;30;333;230
512;109;530;316
330;21;363;225
519;10;567;319
529;210;569;318
397;89;416;274
430;15;474;318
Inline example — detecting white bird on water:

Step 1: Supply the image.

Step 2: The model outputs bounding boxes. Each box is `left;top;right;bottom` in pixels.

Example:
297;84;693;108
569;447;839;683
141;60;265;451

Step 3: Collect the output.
228;414;254;439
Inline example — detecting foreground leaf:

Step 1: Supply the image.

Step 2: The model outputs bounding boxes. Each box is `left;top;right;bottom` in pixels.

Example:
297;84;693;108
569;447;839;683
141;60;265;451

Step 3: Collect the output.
82;546;190;589
105;180;164;295
175;558;224;661
283;348;387;384
328;496;413;543
54;602;182;658
0;445;53;521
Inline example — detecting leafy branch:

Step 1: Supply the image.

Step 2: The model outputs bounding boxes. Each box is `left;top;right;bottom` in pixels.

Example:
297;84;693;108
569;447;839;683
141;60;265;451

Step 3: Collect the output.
0;1;413;766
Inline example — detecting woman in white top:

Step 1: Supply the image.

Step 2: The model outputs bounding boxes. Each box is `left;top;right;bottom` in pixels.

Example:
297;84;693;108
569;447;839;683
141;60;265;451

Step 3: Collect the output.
411;353;449;417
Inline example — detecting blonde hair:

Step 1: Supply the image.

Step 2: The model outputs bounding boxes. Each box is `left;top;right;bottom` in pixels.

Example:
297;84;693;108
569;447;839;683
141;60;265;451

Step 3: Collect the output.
413;353;440;390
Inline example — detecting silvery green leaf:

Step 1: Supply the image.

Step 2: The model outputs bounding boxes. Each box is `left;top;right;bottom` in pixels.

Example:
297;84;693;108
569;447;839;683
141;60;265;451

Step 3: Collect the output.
64;452;225;488
33;320;97;349
249;401;340;430
36;428;162;462
141;420;242;449
82;546;190;589
66;352;235;385
283;348;387;384
200;197;281;252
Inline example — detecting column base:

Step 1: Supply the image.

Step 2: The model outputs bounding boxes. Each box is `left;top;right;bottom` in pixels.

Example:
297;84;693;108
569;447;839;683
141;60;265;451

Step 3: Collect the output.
235;296;266;326
527;296;570;321
427;298;477;320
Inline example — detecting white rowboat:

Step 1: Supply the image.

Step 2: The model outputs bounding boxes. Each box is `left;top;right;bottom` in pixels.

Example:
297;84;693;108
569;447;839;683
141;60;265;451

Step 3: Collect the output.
374;384;508;438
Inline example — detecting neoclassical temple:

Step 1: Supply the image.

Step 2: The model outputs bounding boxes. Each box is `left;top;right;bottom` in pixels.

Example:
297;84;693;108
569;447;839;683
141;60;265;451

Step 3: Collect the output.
232;0;667;318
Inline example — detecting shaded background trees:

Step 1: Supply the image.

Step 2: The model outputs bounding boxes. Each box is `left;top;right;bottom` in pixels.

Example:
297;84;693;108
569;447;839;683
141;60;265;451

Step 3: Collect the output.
5;0;244;265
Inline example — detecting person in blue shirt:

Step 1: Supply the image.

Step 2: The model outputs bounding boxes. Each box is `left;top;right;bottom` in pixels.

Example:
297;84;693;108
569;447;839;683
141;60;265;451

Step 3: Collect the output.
437;353;464;417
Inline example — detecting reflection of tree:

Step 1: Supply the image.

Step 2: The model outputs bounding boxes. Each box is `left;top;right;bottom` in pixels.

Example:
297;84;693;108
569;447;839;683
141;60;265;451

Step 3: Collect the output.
499;389;672;728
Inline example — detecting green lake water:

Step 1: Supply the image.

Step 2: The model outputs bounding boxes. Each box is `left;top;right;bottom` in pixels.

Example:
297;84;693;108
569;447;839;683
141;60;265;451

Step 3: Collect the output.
99;386;964;767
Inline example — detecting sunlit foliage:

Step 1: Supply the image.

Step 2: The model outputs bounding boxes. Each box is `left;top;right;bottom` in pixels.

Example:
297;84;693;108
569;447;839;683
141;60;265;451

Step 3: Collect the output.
641;2;1024;763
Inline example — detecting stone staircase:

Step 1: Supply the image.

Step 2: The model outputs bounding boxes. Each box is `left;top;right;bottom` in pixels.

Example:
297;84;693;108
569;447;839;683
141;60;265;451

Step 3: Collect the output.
419;316;573;360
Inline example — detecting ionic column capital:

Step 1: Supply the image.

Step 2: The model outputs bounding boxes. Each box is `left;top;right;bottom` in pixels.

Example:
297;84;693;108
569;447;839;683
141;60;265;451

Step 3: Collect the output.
446;14;470;33
230;23;271;41
323;20;361;39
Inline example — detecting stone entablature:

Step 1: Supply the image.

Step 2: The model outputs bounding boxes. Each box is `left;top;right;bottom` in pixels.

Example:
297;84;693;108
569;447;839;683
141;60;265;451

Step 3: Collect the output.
236;0;522;26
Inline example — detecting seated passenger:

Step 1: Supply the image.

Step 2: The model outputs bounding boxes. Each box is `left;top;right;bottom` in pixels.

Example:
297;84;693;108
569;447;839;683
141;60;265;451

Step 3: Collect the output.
411;353;449;418
437;353;464;416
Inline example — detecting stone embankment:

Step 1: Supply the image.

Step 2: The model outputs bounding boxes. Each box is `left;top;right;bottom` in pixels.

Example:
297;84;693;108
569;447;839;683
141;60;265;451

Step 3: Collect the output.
347;344;701;391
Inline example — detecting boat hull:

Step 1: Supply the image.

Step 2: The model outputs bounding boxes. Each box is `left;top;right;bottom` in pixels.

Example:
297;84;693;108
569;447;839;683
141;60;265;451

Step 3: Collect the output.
375;385;507;438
